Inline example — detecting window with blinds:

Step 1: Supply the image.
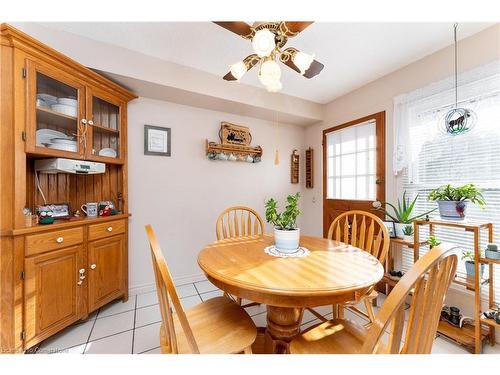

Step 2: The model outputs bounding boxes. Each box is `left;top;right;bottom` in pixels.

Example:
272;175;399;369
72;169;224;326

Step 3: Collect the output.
400;89;500;301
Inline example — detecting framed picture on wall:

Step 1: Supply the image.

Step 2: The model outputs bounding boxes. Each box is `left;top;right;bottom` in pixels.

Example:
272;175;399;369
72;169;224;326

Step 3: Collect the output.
144;125;171;156
382;220;396;238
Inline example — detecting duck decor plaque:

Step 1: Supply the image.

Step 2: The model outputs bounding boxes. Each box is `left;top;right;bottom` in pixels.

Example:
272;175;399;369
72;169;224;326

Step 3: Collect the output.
219;122;252;146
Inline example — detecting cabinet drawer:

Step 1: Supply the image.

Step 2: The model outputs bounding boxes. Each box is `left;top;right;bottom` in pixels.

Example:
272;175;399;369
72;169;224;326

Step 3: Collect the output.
88;219;126;241
25;227;84;256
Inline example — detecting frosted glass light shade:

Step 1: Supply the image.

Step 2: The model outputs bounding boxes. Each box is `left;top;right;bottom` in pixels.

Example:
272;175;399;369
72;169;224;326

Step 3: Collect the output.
252;29;276;57
266;80;282;93
293;51;315;75
229;61;247;80
258;60;281;86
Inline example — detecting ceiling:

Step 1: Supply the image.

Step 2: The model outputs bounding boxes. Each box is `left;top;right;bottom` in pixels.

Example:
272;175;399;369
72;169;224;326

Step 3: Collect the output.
39;22;492;104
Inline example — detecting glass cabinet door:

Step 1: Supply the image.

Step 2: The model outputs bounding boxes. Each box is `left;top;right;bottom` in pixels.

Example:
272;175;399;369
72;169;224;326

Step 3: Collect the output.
87;91;123;162
27;61;85;157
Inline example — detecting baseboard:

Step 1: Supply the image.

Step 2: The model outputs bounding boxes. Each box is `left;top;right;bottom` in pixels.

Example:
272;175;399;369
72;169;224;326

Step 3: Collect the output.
128;273;207;296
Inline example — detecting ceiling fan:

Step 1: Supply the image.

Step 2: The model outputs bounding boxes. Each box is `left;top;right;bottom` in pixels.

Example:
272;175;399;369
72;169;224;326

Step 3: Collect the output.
213;21;324;93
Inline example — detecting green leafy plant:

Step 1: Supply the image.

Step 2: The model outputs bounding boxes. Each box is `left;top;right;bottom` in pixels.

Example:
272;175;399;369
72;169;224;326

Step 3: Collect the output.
379;191;436;224
265;193;301;230
461;250;474;263
428;235;441;248
402;225;414;236
428;184;485;206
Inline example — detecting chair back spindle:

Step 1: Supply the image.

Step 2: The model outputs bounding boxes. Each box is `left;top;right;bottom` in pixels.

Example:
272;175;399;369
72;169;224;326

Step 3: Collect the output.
327;210;390;263
216;206;264;240
362;244;458;354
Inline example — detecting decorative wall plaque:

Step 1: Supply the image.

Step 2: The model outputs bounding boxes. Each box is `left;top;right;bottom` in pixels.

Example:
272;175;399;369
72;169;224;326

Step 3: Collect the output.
219;122;252;146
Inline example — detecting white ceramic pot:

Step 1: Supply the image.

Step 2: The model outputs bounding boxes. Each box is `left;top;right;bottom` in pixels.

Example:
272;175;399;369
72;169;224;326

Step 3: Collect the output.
403;235;414;243
274;228;300;253
437;200;468;220
394;223;407;238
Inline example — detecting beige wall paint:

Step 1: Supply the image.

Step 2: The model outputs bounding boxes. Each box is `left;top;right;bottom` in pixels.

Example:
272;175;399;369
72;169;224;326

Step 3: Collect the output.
301;24;500;237
127;97;305;291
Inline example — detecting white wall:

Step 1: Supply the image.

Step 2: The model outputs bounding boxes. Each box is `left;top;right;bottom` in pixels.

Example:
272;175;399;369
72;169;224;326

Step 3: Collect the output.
127;97;306;292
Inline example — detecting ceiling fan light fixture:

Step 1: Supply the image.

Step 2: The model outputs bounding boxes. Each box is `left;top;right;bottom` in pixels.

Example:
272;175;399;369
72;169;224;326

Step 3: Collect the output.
229;60;248;80
258;59;281;86
252;29;276;57
293;51;315;75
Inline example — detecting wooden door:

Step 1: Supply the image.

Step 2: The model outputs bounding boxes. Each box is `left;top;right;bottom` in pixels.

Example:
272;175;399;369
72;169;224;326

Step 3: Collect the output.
322;112;386;237
87;235;125;312
24;245;85;348
25;59;86;159
85;86;126;165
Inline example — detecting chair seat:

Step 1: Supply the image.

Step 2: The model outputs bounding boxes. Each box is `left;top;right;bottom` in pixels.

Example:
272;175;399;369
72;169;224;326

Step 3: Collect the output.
290;318;386;354
161;296;257;354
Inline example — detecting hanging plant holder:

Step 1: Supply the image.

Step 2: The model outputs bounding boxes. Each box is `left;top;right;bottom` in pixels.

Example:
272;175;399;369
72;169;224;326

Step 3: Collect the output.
440;23;477;136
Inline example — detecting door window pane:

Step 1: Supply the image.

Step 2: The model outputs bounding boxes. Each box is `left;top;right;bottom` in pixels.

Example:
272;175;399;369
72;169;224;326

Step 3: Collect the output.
326;120;377;200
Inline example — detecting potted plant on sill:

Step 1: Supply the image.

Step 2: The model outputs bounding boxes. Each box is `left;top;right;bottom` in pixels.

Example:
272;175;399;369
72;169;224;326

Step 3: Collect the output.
265;192;301;253
378;191;436;238
462;250;484;278
428;184;485;220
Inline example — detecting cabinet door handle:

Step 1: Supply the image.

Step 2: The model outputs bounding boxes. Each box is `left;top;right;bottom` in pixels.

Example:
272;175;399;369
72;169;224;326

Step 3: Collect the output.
56;237;64;243
88;120;94;126
90;264;97;270
79;268;86;274
81;119;87;125
107;226;113;232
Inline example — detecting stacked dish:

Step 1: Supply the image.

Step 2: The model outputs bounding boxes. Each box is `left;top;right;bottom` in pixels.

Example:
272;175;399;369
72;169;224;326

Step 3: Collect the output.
98;148;117;158
36;129;77;152
36;94;78;117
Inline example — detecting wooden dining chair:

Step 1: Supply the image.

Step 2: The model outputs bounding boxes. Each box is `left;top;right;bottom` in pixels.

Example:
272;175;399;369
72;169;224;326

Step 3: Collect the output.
308;210;391;323
215;206;264;306
290;243;458;354
215;206;265;240
145;224;257;354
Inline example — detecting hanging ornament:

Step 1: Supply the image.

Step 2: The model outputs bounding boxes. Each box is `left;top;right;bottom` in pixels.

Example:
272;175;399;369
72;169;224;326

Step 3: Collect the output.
440;23;477;136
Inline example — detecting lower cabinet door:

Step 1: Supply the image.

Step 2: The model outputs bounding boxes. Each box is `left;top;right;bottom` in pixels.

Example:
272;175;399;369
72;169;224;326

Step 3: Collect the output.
88;235;126;312
24;245;85;349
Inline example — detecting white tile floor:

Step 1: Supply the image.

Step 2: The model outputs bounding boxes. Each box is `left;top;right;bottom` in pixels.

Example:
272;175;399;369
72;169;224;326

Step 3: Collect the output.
33;278;500;354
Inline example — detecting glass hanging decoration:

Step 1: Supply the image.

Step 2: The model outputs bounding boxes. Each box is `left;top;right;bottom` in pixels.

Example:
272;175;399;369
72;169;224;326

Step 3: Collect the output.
439;23;477;136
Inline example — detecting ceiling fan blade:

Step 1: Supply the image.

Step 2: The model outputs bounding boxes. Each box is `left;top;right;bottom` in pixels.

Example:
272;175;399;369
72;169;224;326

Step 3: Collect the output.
223;54;261;81
281;22;314;37
281;49;324;79
213;22;254;39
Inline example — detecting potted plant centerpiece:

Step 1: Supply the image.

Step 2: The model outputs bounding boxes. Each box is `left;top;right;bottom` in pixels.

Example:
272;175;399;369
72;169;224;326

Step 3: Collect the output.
265;193;301;253
428;184;485;220
379;191;436;238
462;250;485;278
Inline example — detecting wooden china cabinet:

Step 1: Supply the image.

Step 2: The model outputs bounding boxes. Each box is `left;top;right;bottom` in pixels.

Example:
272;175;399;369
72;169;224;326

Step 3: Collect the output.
0;24;137;352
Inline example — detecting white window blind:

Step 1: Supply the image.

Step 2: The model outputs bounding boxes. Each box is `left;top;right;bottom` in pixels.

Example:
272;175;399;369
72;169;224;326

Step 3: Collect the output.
396;62;500;302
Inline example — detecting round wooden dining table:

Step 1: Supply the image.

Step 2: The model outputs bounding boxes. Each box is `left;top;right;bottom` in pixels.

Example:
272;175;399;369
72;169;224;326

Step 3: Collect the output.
197;234;384;353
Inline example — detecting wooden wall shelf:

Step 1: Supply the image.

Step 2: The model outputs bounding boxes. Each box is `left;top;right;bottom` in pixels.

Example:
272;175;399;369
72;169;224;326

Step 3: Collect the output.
205;140;263;160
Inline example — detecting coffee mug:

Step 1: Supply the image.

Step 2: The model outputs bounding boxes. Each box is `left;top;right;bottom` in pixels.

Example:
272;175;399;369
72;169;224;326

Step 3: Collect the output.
81;202;98;217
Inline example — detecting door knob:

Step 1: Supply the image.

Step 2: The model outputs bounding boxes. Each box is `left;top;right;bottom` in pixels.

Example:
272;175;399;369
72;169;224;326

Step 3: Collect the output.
81;119;87;125
90;264;97;270
88;120;94;126
79;268;86;274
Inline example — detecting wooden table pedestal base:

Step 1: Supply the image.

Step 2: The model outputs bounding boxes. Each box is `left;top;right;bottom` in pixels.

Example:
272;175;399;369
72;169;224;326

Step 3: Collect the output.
264;306;303;354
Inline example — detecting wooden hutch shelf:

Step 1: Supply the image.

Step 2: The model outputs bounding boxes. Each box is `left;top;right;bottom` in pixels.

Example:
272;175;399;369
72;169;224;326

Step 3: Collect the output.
0;23;136;353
